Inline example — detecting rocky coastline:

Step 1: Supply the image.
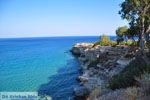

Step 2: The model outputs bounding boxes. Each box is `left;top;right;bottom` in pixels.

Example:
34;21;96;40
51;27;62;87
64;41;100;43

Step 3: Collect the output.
71;43;135;100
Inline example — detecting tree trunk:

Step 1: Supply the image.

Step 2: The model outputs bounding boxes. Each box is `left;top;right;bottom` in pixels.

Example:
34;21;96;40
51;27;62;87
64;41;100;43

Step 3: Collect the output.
139;17;145;52
145;33;149;41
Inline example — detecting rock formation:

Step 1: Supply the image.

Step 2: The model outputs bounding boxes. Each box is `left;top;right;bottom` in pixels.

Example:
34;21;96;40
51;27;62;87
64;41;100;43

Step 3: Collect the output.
71;43;135;100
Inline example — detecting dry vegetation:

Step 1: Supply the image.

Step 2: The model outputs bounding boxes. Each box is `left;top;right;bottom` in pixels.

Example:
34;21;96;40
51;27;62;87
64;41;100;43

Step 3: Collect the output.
87;72;150;100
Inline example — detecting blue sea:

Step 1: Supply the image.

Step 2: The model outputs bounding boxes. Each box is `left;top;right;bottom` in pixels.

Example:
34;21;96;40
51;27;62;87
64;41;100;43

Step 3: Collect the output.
0;36;116;100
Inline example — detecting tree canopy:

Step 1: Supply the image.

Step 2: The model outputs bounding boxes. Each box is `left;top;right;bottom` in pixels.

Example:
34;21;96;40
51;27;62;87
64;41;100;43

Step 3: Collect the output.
116;26;128;37
119;0;150;51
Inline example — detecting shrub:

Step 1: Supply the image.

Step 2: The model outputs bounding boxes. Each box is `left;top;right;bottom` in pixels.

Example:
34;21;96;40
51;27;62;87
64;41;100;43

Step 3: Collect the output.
135;73;150;95
118;40;132;46
125;40;132;45
93;34;117;47
109;41;117;46
109;57;150;90
123;87;142;100
100;34;110;42
119;41;126;45
96;41;117;46
93;41;101;47
130;40;138;46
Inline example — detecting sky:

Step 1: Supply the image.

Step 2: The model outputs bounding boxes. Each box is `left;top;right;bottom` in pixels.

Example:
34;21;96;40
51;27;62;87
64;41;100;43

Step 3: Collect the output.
0;0;127;38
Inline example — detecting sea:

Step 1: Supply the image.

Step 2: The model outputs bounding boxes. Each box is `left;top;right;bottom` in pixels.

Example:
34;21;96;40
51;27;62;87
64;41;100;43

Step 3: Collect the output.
0;36;116;100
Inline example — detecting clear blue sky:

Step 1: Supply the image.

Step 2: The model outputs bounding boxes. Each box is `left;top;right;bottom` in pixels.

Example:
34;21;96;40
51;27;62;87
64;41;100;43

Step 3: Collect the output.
0;0;127;38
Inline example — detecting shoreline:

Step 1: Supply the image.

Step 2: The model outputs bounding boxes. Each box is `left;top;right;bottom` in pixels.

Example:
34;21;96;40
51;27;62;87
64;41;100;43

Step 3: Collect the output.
71;43;134;100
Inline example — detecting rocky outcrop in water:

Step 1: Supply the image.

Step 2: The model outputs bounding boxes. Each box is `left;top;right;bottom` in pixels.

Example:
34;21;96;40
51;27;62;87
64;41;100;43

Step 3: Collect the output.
71;43;135;100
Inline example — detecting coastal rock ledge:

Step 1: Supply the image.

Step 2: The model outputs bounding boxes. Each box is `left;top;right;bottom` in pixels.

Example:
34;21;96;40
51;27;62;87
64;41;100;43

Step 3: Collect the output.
71;43;94;56
71;43;134;100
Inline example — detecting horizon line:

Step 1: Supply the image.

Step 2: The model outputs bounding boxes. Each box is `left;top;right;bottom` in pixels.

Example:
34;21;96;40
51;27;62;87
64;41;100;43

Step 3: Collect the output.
0;35;117;39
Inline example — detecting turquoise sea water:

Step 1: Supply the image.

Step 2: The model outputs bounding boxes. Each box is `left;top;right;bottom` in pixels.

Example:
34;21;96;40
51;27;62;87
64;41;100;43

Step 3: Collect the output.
0;36;115;100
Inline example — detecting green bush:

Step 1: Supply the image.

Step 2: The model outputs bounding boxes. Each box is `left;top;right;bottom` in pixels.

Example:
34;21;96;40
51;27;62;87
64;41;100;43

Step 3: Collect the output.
93;34;138;47
109;57;150;90
94;41;117;46
93;34;117;47
130;40;138;46
110;41;117;46
125;40;132;45
100;34;110;42
119;41;126;45
93;41;101;46
118;40;132;46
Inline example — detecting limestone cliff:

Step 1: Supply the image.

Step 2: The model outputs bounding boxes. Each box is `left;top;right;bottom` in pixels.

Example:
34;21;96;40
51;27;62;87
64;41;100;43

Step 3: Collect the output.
71;43;135;100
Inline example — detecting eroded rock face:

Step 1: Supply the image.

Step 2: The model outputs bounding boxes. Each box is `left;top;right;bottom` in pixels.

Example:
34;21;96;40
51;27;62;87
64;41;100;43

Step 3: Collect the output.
74;86;89;97
71;43;134;99
71;43;94;56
